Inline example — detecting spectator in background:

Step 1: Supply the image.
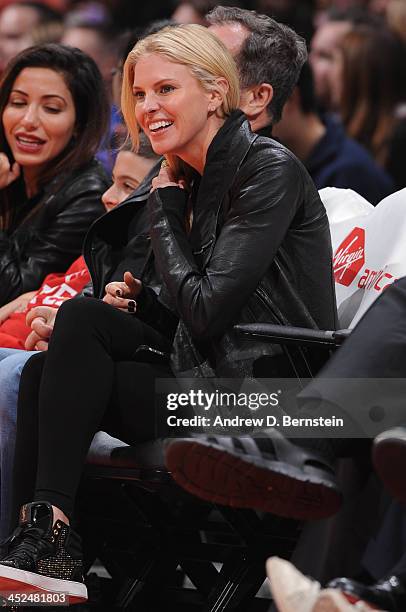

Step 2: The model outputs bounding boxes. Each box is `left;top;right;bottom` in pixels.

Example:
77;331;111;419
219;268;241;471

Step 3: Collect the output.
333;24;406;188
61;10;118;97
252;0;315;44
310;17;352;111
0;2;62;74
172;0;242;26
30;18;63;46
273;62;394;204
368;0;392;15
309;7;380;112
0;0;67;9
172;0;211;25
387;0;406;42
106;0;172;31
61;10;121;173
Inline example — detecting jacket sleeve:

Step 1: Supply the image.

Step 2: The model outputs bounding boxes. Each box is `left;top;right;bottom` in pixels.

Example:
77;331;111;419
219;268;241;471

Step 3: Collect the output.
135;284;179;340
0;172;106;305
148;152;312;339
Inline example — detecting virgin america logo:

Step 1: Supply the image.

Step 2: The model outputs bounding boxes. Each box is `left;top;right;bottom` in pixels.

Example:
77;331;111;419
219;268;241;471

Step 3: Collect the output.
333;227;365;286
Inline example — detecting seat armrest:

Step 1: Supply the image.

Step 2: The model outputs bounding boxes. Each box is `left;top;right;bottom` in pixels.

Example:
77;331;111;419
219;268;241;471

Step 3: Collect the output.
234;323;350;348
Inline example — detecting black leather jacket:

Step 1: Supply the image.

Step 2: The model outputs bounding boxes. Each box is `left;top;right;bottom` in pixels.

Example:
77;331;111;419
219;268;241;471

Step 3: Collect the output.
144;111;338;377
0;159;108;306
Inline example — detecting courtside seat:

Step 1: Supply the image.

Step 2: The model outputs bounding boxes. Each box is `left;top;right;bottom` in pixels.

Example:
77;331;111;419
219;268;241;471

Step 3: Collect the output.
86;432;170;484
81;431;301;611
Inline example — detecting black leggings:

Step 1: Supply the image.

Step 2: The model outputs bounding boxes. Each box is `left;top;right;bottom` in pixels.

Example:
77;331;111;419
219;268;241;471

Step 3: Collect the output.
12;298;173;524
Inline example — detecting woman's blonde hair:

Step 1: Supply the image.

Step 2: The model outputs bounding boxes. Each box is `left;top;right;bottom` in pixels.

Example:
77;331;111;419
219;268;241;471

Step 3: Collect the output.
121;24;240;173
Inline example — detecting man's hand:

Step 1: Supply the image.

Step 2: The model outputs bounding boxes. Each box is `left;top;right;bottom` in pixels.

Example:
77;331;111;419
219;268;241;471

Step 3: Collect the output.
0;153;20;189
25;306;58;351
103;271;142;312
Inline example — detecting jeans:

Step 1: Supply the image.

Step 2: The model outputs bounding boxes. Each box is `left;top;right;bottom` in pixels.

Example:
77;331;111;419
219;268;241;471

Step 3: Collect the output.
0;348;37;540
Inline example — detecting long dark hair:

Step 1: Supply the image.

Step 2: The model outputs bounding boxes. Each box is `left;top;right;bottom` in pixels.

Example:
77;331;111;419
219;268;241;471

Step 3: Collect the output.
0;43;109;229
339;25;406;164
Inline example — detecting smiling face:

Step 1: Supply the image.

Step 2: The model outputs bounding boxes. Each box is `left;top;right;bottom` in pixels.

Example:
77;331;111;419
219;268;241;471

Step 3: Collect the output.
132;53;225;173
2;67;76;190
102;150;155;211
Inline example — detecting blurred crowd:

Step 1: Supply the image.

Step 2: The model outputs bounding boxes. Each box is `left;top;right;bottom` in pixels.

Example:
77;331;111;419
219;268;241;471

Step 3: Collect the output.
1;0;406;192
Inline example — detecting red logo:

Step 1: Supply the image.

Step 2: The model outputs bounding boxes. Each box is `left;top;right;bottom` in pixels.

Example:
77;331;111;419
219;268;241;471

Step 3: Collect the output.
333;227;365;286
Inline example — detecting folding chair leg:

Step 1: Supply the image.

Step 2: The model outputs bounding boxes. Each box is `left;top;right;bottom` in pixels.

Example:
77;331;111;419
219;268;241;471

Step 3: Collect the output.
203;554;269;612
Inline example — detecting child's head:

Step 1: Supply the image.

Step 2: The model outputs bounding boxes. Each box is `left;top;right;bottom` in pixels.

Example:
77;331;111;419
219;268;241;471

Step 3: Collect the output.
102;134;159;211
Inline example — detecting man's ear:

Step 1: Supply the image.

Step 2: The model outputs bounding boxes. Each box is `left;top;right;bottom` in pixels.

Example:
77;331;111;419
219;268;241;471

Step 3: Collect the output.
243;83;273;117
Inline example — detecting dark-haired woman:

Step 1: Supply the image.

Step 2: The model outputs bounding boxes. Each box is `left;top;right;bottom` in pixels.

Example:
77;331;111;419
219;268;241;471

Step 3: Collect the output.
332;25;406;188
0;43;109;307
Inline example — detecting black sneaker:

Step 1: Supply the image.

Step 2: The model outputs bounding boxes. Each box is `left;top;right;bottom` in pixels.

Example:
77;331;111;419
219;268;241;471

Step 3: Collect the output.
165;432;342;520
0;501;87;604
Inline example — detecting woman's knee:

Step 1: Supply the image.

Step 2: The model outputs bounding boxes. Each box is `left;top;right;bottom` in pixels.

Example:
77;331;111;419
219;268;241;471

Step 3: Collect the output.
55;297;112;334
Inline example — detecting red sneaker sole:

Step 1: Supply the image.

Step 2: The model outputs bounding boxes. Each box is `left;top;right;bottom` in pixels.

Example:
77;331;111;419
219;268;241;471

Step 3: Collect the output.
166;440;341;521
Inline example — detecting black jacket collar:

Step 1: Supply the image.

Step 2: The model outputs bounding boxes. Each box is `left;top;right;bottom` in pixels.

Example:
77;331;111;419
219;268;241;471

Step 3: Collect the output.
189;111;257;268
193;110;257;217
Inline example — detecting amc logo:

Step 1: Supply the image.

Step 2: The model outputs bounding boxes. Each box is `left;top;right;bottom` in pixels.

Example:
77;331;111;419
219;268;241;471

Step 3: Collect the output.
333;227;365;286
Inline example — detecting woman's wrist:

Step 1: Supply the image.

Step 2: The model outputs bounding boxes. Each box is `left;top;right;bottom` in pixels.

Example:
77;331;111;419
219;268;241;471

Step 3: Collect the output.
155;186;189;214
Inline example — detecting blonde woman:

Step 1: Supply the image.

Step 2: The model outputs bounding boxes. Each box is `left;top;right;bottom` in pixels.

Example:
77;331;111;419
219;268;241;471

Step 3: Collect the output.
0;24;336;602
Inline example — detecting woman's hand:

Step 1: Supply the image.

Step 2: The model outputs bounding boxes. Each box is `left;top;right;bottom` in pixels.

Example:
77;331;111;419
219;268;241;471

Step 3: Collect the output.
0;153;20;189
151;161;186;191
103;271;143;312
25;305;58;351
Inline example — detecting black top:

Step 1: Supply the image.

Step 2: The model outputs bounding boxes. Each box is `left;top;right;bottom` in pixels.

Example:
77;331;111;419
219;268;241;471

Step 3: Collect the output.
0;159;108;306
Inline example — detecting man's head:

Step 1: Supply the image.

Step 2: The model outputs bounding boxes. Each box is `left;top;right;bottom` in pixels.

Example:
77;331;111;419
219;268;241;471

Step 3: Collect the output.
207;5;307;130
